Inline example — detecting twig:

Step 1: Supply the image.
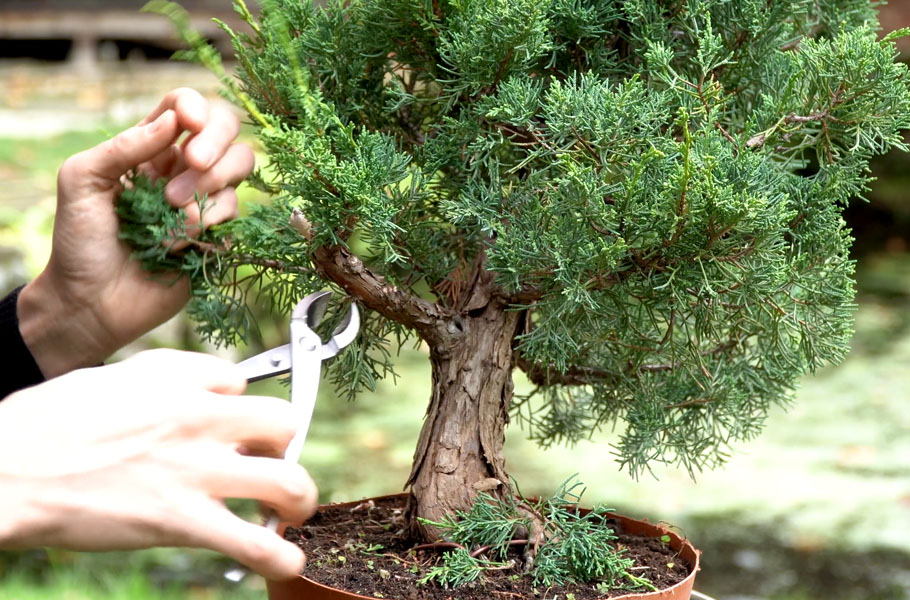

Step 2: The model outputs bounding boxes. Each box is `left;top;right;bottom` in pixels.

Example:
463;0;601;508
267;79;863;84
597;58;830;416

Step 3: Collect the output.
412;541;465;553
470;539;530;559
714;122;738;153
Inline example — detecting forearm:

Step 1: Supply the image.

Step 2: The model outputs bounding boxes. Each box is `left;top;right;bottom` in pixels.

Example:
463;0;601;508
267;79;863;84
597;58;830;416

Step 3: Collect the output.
17;273;110;380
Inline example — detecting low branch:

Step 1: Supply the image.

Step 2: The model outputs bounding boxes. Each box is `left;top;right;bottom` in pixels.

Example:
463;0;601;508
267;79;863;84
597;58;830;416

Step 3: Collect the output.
714;121;739;152
186;238;312;274
516;356;618;386
506;285;544;305
516;338;744;387
290;210;453;345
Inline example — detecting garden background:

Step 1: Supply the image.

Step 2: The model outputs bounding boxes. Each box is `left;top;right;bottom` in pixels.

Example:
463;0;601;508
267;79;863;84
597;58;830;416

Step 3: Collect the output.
1;2;909;599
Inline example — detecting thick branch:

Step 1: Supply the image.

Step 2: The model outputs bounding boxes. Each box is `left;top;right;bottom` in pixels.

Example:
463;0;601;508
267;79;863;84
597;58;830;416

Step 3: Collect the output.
516;356;618;386
290;210;453;345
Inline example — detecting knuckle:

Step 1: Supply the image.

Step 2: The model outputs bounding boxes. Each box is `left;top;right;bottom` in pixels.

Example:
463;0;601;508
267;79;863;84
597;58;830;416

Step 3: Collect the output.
57;152;88;186
171;414;208;439
234;141;255;163
109;129;133;156
274;468;318;521
214;104;241;135
101;127;138;162
217;186;239;207
172;86;204;105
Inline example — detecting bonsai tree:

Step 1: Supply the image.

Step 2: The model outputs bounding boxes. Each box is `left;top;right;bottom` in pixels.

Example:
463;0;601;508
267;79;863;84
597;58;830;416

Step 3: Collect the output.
123;0;910;546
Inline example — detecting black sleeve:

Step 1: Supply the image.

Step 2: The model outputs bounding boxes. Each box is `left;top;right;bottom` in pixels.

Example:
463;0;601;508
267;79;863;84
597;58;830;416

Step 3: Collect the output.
0;286;46;400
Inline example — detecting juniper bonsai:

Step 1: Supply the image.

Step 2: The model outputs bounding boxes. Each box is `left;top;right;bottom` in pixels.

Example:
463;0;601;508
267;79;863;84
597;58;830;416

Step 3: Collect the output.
123;0;910;554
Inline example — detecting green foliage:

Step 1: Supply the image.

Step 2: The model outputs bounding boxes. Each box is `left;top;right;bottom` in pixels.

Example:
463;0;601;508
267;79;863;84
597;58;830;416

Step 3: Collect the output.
121;0;910;477
419;493;531;561
417;478;655;591
115;174;220;274
418;548;510;588
531;480;643;588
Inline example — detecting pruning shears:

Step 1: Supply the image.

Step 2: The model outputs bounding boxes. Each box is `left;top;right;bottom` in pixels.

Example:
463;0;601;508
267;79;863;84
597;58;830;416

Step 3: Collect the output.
235;290;360;530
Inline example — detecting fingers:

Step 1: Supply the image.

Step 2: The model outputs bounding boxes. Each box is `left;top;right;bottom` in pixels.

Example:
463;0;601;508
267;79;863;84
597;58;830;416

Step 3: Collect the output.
138;87;208;135
165;143;255;208
201;455;318;524
60;109;180;185
122;349;247;396
137;89;238;171
196;507;307;580
59;89;249;193
137;89;248;186
184;393;298;454
144;144;185;181
180;187;240;229
183;101;242;171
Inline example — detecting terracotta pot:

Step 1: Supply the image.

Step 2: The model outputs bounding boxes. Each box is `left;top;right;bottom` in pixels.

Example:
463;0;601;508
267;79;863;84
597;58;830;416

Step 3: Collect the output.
267;494;701;600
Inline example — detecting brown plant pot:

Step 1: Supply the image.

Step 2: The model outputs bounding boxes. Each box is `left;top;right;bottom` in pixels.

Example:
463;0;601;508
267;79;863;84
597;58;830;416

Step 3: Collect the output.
267;494;701;600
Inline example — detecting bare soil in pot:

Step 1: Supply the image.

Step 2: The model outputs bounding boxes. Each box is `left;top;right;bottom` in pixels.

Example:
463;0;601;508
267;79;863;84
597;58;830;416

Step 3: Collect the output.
281;495;695;600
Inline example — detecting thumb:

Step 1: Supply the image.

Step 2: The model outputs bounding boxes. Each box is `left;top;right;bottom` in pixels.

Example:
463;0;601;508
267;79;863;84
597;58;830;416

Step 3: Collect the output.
75;109;181;183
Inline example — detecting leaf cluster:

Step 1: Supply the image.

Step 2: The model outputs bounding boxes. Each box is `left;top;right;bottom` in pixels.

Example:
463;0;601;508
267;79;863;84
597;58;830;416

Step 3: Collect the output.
120;0;910;477
117;173;399;400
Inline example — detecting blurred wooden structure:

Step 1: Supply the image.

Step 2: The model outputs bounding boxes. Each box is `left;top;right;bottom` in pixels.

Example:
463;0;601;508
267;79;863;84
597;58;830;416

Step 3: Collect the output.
0;1;244;72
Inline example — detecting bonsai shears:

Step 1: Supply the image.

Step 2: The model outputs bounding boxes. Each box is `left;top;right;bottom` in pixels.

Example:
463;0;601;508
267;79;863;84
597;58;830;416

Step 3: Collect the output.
235;290;360;530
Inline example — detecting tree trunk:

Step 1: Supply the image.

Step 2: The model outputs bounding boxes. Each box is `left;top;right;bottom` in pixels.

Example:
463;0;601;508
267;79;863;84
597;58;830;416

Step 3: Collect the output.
406;300;522;540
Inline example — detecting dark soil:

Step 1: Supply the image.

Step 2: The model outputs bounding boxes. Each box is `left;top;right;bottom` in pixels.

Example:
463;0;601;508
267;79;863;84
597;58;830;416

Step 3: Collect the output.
284;496;691;599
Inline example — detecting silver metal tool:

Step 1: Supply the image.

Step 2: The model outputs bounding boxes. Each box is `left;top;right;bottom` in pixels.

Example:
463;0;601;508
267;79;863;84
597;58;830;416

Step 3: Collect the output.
236;290;360;531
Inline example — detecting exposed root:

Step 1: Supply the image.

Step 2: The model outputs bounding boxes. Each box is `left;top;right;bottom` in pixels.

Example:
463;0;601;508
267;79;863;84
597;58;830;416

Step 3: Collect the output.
516;505;548;572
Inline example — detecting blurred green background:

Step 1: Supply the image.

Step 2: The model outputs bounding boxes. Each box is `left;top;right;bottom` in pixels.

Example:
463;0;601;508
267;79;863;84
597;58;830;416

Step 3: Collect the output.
1;3;910;600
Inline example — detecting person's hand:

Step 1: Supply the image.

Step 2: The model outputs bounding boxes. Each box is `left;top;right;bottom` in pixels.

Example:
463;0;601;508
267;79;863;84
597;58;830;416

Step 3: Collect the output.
0;349;315;580
18;88;255;378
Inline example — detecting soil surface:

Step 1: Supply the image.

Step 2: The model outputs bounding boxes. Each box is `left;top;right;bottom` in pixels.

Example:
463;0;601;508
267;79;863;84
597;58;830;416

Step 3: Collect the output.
285;496;691;599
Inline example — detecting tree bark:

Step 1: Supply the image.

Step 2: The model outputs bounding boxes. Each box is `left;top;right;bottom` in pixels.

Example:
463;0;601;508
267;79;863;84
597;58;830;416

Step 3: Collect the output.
406;300;522;540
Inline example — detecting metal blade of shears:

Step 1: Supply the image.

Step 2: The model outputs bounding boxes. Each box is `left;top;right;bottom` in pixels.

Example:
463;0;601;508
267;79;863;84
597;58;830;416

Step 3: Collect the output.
234;344;291;383
234;298;360;382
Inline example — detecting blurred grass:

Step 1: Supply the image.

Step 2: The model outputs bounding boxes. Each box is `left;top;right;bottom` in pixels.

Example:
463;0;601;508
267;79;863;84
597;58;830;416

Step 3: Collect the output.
1;99;909;599
0;569;246;600
0;130;110;176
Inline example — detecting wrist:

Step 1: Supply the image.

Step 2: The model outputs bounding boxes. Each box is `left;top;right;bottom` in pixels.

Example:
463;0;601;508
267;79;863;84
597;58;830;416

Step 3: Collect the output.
17;272;111;378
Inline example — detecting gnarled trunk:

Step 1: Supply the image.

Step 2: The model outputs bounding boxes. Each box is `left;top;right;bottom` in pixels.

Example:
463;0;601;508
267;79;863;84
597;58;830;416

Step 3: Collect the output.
406;300;522;540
